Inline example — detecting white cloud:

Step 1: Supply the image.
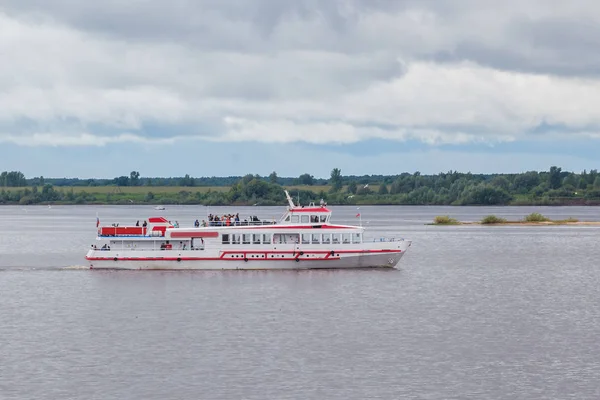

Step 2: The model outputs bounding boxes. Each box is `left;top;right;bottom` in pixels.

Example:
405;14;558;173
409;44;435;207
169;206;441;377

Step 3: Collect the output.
0;132;176;146
1;2;600;150
218;116;509;145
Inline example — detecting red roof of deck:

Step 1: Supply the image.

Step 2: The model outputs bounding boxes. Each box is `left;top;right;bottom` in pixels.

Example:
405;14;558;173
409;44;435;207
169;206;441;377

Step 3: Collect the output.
149;217;169;223
289;207;331;213
240;224;349;230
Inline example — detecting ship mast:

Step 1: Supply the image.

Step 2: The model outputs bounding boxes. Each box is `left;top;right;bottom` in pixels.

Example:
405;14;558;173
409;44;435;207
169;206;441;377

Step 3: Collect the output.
284;190;296;209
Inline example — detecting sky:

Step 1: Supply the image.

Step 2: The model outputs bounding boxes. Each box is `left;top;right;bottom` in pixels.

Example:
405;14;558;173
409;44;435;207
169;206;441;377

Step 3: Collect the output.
1;0;599;179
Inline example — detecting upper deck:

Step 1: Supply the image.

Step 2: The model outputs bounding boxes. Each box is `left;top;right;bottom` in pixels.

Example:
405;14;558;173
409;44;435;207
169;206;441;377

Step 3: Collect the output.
96;189;354;241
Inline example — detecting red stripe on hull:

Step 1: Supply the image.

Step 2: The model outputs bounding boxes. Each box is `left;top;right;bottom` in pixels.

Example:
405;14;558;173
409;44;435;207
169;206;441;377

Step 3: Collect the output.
221;249;401;254
86;249;401;262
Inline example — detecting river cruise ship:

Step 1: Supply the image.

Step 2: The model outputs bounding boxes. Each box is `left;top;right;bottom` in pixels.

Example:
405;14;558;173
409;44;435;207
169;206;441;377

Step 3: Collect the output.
85;191;411;270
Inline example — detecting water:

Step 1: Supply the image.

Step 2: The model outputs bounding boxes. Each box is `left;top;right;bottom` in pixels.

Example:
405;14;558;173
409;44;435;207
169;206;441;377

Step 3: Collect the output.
1;205;600;399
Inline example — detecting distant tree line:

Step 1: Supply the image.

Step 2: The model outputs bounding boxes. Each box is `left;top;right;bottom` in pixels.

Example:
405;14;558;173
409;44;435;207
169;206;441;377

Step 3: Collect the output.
2;166;600;206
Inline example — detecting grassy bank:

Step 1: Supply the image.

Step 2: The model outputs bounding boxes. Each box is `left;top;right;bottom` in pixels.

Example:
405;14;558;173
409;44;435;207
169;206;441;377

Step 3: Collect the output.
1;186;230;194
2;181;600;206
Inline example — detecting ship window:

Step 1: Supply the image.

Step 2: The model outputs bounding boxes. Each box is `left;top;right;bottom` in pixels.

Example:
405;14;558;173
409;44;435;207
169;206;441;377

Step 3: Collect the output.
332;234;340;244
263;234;271;244
273;233;300;244
231;234;240;244
301;215;309;223
284;215;291;222
302;234;310;244
242;234;251;244
322;234;331;244
320;215;327;223
291;215;299;223
353;233;362;243
222;234;230;244
311;233;320;244
342;233;351;244
252;234;261;244
311;215;318;223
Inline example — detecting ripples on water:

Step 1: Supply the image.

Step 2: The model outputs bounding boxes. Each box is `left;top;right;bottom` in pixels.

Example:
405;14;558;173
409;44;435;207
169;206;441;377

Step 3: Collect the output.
1;205;600;399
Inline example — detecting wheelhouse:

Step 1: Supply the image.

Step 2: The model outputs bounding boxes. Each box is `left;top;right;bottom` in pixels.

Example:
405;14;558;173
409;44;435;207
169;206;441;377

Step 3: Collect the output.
278;190;332;225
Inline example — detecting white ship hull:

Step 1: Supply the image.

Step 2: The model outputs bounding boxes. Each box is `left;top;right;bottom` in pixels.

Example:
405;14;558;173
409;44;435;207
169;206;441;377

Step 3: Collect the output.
86;242;410;270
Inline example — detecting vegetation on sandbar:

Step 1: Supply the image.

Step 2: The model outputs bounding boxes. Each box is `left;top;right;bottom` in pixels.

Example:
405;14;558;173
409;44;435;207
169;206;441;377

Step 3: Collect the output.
524;212;550;222
432;212;583;225
432;215;460;225
481;215;508;224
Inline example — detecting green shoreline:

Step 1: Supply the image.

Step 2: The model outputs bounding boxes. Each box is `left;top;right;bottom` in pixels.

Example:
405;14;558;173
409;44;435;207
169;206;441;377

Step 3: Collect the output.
3;200;600;206
2;198;600;206
4;166;600;206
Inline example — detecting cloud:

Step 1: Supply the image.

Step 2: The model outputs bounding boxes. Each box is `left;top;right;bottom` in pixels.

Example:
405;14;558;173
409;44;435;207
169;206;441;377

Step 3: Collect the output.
0;132;176;146
1;1;600;153
217;116;510;145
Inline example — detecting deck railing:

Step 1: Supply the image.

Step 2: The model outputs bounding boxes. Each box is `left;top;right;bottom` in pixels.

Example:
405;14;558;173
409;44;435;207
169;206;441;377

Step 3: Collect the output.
206;220;277;227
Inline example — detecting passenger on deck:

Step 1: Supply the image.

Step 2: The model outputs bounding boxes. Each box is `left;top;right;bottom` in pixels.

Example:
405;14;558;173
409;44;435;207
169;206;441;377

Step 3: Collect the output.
165;240;172;249
235;213;240;225
194;219;200;227
174;221;179;228
136;220;140;226
142;220;147;227
201;220;207;227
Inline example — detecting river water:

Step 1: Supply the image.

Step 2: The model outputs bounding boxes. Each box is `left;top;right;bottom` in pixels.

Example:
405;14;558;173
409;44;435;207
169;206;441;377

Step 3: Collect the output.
1;205;600;399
